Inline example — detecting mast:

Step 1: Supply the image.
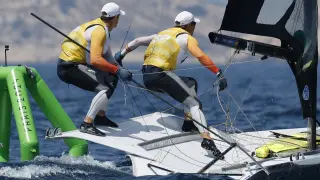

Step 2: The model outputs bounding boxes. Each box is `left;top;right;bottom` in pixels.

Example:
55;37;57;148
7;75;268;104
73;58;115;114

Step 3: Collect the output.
209;0;318;150
283;0;318;150
303;0;318;150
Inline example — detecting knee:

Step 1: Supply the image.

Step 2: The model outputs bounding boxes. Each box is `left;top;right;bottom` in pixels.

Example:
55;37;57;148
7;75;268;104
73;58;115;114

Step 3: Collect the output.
95;85;113;97
184;96;203;111
95;90;109;100
95;84;108;91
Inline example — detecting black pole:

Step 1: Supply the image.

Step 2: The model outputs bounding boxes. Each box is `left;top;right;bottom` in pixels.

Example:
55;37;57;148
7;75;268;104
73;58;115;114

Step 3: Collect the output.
197;143;236;173
4;45;9;67
30;13;90;53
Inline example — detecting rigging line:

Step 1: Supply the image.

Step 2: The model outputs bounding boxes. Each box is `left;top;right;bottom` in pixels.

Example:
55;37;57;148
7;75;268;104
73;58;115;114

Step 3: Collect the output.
128;64;226;73
126;79;229;127
215;84;244;161
130;79;184;112
119;78;137;116
231;59;261;65
128;50;261;74
225;95;246;163
213;50;238;86
292;1;303;32
218;49;270;146
231;127;306;149
212;50;237;122
226;95;235;132
216;86;229;120
127;58;261;74
139;90;208;165
134;84;229;162
226;60;289;143
123;43;241;158
121;80;151;132
228;21;274;127
231;71;258;125
129;80;247;152
119;0;142;51
226;89;257;132
216;87;233;133
158;50;238;114
138;0;165;70
130;94;137;116
227;57;292;148
224;89;269;145
120;78;128;106
124;0;166;110
138;1;183;164
127;1;167;162
220;38;270;162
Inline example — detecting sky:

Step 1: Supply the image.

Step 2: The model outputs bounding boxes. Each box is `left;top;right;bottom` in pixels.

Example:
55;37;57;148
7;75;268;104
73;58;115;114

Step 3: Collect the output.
0;0;319;65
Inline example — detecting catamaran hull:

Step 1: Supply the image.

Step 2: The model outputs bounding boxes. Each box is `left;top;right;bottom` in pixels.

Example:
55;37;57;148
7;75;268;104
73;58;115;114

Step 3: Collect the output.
129;139;320;180
128;154;320;179
45;112;320;180
241;154;320;180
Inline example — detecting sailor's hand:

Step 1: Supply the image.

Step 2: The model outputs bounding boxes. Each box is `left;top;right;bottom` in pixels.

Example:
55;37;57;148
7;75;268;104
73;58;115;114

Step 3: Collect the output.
216;69;227;91
114;51;125;67
116;67;132;81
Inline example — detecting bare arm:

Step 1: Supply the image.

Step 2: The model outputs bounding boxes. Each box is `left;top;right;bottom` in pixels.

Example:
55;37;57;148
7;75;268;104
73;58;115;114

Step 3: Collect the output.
121;34;157;56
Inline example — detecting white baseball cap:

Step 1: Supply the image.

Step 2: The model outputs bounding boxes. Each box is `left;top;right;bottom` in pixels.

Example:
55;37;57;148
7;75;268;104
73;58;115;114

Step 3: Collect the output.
101;2;126;17
174;11;200;26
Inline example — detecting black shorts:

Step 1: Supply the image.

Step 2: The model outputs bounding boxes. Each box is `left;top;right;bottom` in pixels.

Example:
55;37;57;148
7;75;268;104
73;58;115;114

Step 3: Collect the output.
57;59;118;98
142;65;198;104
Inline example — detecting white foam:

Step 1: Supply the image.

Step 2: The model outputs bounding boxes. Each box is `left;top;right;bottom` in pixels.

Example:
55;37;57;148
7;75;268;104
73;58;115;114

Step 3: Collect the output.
0;154;131;179
0;164;88;179
33;154;118;170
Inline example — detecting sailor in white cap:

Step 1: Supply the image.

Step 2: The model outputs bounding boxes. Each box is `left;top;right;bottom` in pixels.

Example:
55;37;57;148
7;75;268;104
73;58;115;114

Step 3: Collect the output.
57;2;131;137
114;11;227;159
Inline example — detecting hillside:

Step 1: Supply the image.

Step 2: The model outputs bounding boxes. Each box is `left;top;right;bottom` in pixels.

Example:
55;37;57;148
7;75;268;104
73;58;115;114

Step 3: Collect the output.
0;0;319;64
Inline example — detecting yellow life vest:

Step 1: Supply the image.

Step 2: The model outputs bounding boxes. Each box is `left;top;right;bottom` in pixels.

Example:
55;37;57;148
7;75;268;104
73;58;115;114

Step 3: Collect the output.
59;18;106;64
255;132;320;158
143;27;190;71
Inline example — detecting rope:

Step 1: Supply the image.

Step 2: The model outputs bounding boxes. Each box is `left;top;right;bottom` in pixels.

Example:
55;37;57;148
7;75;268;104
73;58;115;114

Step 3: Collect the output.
119;0;142;52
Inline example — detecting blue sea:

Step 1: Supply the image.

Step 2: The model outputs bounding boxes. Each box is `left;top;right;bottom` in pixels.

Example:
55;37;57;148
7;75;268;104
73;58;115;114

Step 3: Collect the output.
1;59;320;180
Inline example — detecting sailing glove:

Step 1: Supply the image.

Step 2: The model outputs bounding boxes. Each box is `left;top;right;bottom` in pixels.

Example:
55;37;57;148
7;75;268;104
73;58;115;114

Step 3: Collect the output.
114;51;125;67
116;67;132;81
216;69;227;91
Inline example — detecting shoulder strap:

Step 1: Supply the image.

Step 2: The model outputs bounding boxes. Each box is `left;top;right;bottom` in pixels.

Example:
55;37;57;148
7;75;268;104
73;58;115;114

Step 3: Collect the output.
176;28;190;37
176;32;189;38
85;24;110;38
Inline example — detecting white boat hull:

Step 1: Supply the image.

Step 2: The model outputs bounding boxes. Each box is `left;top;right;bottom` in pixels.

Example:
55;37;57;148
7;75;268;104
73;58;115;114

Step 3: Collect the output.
46;112;320;179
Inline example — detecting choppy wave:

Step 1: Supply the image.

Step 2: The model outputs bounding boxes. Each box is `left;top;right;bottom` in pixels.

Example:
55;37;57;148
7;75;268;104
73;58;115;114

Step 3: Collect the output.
0;155;229;180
